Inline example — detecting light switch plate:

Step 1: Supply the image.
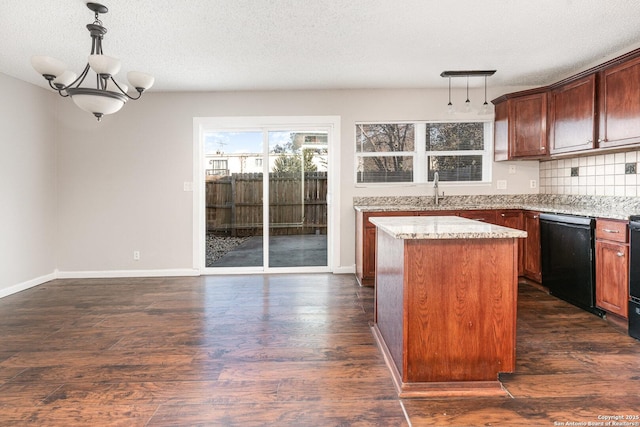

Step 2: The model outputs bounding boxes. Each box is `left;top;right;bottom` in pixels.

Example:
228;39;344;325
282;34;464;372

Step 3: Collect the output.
183;182;193;191
497;180;507;190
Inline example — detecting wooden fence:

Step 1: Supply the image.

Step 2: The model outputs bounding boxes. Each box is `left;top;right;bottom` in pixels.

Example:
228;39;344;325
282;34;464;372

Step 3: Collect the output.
206;172;327;236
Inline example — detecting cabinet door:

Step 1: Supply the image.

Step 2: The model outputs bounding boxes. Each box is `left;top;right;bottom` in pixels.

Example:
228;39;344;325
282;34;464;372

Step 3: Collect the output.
599;55;640;148
364;226;377;280
459;210;498;224
595;240;629;318
510;93;548;158
523;211;541;282
496;210;524;276
360;211;416;286
549;75;597;154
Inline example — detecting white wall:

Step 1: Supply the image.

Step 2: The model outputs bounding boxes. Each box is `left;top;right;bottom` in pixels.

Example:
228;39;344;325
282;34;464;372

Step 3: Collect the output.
0;73;57;296
54;86;540;275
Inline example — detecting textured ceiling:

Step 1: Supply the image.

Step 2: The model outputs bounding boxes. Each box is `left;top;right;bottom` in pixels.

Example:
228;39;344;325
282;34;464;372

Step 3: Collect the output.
2;0;640;92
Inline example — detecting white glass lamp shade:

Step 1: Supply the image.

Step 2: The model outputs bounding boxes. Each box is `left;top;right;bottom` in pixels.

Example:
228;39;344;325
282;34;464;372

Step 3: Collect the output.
127;71;155;91
106;79;129;94
478;102;492;115
88;54;121;77
31;55;67;78
447;102;456;115
53;70;78;88
68;88;127;116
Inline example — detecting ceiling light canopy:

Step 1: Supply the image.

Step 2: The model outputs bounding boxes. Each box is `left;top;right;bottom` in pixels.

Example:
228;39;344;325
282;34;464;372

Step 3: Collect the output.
440;70;496;115
31;2;154;121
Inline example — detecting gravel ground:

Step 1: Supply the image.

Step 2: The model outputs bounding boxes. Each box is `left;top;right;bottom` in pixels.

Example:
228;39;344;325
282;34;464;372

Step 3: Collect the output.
206;234;250;266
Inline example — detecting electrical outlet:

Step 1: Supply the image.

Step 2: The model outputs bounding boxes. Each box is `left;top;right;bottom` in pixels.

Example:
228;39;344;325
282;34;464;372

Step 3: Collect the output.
133;251;140;261
497;180;507;190
508;165;517;174
530;180;537;189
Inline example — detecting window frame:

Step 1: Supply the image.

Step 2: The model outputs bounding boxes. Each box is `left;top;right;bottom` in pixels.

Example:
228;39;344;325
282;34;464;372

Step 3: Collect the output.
354;120;493;186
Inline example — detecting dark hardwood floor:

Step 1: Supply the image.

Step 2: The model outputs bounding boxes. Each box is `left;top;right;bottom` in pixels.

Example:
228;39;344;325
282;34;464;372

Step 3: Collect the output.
0;274;639;426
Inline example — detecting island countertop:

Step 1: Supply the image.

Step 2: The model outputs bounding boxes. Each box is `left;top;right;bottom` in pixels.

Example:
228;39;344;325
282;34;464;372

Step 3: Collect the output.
369;215;528;240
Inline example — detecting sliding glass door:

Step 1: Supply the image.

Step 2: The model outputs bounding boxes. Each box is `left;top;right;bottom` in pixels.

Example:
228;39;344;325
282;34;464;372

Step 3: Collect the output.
200;123;330;272
204;131;264;268
268;131;328;268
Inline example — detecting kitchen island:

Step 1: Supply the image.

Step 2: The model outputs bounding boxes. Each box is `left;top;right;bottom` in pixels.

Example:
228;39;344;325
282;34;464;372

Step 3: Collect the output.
369;215;527;397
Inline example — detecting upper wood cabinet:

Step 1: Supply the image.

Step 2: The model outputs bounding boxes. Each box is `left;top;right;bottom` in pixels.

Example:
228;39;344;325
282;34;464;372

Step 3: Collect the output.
598;55;640;148
548;74;597;154
493;91;548;160
494;101;509;161
494;48;640;159
510;92;548;158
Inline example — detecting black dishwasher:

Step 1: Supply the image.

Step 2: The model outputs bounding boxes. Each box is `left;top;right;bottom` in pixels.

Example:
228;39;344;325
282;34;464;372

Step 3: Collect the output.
539;213;603;317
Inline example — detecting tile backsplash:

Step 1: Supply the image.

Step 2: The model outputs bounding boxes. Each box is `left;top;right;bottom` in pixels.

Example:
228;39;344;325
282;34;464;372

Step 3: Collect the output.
540;149;640;197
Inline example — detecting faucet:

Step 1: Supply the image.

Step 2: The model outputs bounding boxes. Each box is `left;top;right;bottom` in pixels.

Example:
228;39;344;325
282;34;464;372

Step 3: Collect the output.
433;171;440;205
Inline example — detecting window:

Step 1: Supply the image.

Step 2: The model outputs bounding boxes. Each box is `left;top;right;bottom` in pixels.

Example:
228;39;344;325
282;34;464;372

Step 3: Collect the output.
355;124;415;183
208;159;229;176
355;121;491;184
426;122;486;182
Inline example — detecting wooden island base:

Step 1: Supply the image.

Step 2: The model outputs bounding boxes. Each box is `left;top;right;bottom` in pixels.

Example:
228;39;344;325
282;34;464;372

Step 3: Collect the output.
369;216;524;398
371;324;508;398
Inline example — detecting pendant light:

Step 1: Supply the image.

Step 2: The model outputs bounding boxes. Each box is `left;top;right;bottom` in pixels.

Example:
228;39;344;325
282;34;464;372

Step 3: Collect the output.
447;76;455;114
463;76;472;112
440;70;496;115
478;75;492;115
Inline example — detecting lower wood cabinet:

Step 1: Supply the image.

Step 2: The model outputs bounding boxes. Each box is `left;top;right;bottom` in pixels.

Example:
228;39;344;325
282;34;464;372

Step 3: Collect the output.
458;210;498;223
495;210;525;276
523;211;542;282
356;208;535;286
595;219;629;318
356;210;417;286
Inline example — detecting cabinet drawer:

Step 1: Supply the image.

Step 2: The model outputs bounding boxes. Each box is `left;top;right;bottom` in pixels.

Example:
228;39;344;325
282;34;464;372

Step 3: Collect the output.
596;219;628;243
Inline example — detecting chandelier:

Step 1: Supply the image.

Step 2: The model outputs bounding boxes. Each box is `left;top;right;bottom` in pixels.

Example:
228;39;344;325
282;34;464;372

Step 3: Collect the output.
31;2;154;121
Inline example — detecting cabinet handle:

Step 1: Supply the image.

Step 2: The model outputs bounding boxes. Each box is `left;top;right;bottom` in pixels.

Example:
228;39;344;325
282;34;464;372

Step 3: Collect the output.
603;229;620;233
533;215;539;219
587;139;592;144
501;213;506;217
617;252;625;257
540;146;546;150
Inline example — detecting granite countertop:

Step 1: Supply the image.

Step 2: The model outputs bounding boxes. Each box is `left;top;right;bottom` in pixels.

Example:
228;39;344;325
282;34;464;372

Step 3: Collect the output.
353;195;640;220
369;216;528;240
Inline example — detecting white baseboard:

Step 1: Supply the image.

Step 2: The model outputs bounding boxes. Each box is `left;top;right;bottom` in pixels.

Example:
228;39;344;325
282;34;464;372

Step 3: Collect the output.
0;272;57;299
332;265;356;275
55;268;200;279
